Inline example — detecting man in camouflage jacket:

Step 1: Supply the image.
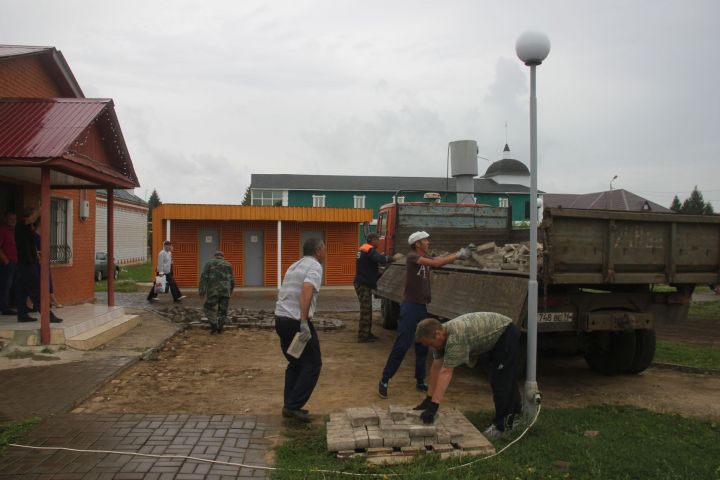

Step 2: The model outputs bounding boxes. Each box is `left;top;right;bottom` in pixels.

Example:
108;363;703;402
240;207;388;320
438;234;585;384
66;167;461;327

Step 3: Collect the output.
199;251;235;334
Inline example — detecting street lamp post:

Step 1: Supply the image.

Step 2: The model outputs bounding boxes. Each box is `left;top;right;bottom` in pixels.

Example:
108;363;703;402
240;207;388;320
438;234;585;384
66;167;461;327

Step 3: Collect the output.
516;30;550;424
608;175;618;210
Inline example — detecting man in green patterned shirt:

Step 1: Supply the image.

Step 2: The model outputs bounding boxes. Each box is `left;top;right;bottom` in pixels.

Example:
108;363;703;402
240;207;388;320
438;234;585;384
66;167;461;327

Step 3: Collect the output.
414;312;522;438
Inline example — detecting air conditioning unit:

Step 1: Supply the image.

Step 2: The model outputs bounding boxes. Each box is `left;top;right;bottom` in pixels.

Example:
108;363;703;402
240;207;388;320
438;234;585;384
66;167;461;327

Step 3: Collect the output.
80;200;90;219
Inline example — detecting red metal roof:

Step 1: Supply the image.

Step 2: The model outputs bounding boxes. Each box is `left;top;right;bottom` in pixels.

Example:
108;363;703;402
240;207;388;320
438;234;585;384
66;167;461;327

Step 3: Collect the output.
0;98;108;157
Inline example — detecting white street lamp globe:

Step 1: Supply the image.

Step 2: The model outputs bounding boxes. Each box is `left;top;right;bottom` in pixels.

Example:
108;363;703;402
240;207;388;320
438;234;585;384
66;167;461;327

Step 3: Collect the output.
516;31;551;66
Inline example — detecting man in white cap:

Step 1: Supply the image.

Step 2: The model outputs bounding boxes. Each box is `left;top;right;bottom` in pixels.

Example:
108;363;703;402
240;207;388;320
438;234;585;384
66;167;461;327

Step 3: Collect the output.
377;231;470;398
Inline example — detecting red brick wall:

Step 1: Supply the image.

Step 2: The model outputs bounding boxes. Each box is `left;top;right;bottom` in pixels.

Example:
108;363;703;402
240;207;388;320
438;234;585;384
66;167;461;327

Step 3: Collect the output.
50;190;96;305
160;220;359;288
0;56;62;97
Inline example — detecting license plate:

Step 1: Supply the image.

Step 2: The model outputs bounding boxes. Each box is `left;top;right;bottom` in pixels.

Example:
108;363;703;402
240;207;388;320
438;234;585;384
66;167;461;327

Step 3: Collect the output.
538;312;573;323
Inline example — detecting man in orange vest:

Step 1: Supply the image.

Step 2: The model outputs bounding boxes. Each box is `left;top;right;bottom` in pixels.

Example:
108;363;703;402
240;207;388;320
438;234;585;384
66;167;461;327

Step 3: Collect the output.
354;233;390;343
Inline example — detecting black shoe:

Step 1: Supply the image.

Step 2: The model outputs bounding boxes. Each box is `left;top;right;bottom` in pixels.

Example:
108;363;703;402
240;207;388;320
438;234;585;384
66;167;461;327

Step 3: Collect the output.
416;382;429;392
17;315;37;322
358;336;377;343
378;380;388;399
50;312;63;323
368;333;380;340
282;407;311;423
2;309;17;315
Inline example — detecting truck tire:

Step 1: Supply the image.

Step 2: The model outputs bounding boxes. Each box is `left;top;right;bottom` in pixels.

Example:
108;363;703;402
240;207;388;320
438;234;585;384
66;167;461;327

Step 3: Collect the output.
381;299;400;330
625;330;656;374
583;331;636;375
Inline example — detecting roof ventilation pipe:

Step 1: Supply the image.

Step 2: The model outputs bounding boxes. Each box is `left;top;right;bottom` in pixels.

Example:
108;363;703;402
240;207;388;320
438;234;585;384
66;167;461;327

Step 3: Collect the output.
449;140;478;203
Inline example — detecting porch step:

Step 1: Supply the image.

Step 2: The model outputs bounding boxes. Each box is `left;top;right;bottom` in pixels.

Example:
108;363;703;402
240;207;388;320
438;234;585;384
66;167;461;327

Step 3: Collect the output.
65;314;140;351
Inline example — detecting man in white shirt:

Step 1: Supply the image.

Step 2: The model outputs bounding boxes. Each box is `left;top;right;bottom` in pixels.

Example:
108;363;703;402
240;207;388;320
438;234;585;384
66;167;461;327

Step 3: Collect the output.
147;240;186;303
274;237;326;422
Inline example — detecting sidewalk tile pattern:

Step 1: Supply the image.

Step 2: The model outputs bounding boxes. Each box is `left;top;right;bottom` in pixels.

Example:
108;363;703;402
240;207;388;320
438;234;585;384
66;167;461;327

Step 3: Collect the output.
0;358;133;423
0;413;276;479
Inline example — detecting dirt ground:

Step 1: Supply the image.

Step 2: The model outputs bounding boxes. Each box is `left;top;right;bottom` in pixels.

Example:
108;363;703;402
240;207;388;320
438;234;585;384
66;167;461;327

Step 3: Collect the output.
79;311;720;421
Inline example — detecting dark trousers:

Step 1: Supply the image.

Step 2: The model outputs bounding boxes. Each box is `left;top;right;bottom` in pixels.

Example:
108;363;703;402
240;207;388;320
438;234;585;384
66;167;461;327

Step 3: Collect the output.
381;302;429;384
354;283;373;338
16;263;39;319
0;261;15;313
147;272;182;301
275;316;322;411
489;323;522;431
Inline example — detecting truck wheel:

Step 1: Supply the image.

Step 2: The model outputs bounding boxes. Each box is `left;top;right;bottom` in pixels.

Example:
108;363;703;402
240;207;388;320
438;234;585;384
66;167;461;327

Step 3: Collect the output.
381;299;400;330
625;330;656;374
583;331;636;375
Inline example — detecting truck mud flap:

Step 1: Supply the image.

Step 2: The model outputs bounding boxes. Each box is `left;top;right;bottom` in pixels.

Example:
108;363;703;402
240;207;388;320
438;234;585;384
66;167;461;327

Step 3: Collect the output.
583;311;654;331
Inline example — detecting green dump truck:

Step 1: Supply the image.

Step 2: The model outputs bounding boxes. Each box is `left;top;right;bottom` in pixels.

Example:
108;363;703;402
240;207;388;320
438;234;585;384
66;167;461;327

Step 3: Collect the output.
374;200;720;375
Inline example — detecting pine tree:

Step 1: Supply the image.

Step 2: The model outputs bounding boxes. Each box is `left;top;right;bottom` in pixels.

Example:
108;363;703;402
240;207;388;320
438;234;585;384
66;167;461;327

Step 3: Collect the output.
241;186;251;206
147;190;162;256
669;196;682;212
680;186;714;215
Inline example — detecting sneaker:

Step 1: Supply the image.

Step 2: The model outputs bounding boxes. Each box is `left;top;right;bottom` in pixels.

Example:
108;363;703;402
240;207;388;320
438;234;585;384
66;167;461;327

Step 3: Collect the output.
482;424;504;439
378;380;388;399
416;382;429;392
177;295;187;300
17;315;37;323
148;297;159;303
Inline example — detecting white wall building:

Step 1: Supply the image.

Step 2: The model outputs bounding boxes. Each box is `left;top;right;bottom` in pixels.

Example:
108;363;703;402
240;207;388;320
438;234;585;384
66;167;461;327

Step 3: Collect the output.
95;189;148;265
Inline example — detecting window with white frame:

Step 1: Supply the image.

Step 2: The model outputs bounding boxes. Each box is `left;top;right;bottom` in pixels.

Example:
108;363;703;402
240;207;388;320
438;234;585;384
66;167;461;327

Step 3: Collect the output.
498;197;509;208
312;195;326;207
50;197;72;264
392;195;405;203
353;195;366;208
251;189;284;206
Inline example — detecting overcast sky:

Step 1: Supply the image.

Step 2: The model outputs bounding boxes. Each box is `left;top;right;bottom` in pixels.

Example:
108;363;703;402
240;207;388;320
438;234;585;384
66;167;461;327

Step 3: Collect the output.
1;0;718;208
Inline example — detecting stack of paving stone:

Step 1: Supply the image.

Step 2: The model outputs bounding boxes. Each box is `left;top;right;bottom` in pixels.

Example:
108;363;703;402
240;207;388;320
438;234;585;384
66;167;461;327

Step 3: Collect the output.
154;306;344;331
326;405;495;465
392;241;543;272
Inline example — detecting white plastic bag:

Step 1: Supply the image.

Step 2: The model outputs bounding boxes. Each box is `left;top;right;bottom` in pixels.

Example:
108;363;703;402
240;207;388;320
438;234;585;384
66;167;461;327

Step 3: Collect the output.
154;275;166;294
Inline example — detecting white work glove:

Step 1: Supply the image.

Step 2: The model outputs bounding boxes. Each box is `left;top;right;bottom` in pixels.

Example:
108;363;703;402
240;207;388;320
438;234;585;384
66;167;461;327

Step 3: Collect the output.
456;247;471;260
299;320;312;342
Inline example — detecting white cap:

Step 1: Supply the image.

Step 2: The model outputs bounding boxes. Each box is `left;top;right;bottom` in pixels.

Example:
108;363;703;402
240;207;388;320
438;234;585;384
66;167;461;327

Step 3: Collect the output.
408;231;430;246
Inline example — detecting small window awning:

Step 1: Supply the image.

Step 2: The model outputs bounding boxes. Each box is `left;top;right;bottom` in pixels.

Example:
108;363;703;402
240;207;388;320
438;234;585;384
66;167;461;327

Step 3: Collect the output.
0;98;139;189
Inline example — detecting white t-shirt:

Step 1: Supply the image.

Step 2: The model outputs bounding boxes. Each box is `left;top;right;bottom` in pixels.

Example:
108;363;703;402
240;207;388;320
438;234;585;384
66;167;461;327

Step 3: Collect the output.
274;256;323;320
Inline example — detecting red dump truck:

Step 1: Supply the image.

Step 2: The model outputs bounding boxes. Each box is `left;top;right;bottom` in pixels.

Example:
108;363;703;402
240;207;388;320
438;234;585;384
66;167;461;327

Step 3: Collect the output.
373;198;720;375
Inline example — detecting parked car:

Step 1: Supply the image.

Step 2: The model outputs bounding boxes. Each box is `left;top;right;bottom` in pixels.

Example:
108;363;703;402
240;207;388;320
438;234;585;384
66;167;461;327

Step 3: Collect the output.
95;252;120;281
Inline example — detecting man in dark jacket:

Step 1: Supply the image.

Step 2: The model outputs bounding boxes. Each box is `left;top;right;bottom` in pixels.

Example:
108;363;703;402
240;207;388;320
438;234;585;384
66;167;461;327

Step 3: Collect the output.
354;233;390;343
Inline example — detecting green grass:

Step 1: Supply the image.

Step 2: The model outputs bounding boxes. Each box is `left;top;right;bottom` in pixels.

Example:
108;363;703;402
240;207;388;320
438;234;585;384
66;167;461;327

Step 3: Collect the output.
271;406;720;480
94;261;153;292
0;419;39;454
688;299;720;322
655;340;720;370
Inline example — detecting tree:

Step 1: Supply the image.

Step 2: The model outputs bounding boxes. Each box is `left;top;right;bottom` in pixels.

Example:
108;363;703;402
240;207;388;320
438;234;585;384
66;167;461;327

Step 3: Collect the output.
147;189;162;256
679;186;714;215
241;186;251;206
669;196;682;212
681;186;714;214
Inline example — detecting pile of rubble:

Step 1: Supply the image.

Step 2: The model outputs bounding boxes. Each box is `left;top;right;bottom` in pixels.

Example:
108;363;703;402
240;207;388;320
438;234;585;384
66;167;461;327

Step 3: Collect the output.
393;241;543;272
326;405;494;465
152;306;344;331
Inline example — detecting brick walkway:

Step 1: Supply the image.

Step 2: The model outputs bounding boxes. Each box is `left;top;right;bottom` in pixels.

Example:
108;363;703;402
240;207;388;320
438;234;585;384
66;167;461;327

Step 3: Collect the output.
0;413;277;479
0;357;133;423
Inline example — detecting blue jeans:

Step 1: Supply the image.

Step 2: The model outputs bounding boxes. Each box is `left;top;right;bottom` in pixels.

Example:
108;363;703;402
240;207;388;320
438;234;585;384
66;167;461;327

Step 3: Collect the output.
0;261;15;313
381;302;429;384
